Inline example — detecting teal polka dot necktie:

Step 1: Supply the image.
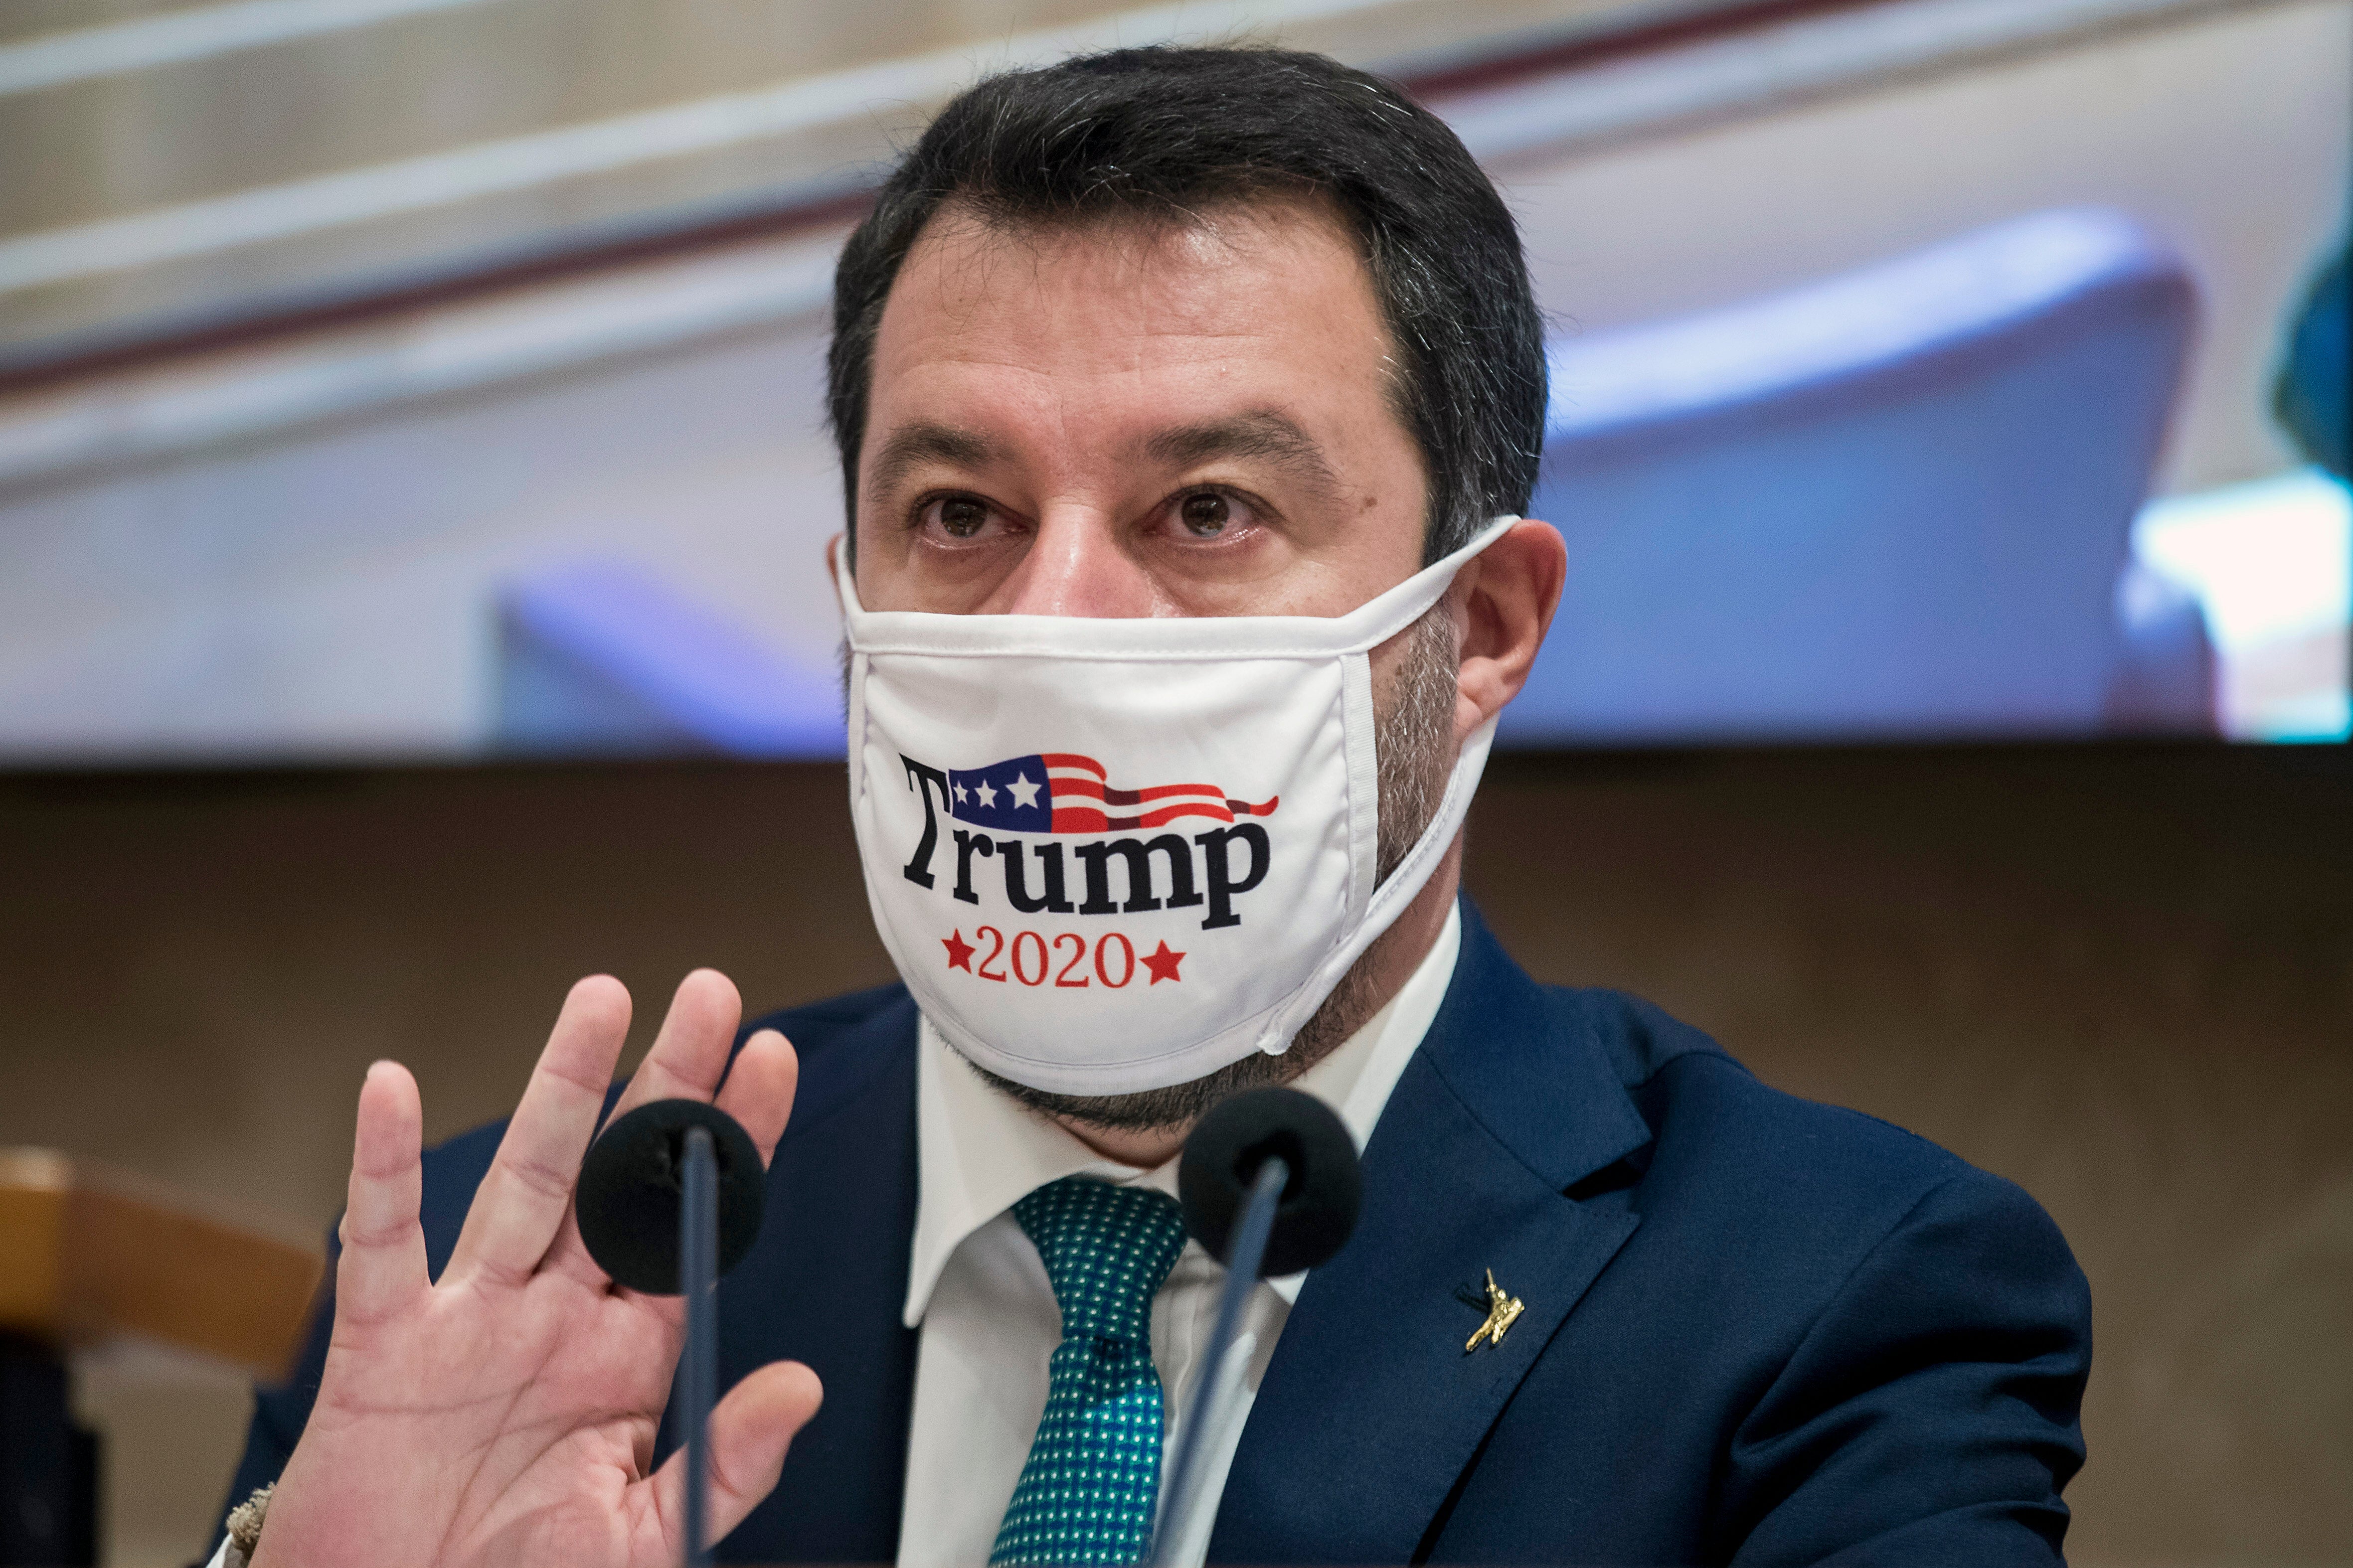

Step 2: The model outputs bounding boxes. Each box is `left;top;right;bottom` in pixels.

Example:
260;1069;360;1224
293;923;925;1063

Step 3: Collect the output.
991;1176;1190;1567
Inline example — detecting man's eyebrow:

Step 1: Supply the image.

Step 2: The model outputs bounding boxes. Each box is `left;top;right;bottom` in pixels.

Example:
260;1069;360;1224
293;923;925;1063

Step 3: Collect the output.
1141;412;1341;499
865;421;1004;496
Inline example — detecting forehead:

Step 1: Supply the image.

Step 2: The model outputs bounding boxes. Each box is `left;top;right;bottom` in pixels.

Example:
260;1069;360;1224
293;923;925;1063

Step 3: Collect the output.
865;198;1395;421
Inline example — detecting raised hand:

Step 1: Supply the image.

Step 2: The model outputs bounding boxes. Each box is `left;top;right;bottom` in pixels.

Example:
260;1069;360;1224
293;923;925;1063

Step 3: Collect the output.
250;970;822;1568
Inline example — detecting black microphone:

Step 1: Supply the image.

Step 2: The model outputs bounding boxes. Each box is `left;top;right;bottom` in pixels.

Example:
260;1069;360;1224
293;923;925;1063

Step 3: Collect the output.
1151;1088;1362;1566
577;1099;765;1568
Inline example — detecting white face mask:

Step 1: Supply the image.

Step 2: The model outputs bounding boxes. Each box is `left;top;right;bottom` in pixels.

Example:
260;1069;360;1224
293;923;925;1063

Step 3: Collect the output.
835;518;1513;1096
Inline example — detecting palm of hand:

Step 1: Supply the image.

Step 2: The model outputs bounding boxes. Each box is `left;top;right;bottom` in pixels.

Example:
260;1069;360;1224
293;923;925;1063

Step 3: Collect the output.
250;972;819;1568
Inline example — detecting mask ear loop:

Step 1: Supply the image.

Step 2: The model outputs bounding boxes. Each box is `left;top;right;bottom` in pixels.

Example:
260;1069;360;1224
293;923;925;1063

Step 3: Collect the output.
1249;518;1520;1057
1254;708;1496;1058
1322;515;1520;654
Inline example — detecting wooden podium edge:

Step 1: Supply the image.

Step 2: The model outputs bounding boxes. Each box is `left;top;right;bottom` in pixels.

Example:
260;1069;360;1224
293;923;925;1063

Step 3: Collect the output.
0;1148;323;1378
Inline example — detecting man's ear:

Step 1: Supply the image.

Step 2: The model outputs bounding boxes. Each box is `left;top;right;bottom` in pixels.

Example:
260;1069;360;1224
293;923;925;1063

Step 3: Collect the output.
1451;518;1567;744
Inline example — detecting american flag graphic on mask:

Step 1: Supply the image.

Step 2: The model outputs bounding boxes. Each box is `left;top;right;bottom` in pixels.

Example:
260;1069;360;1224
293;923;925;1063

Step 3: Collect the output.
945;754;1279;835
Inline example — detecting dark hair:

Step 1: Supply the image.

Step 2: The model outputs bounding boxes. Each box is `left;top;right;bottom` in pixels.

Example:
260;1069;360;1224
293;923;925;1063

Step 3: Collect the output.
826;45;1547;565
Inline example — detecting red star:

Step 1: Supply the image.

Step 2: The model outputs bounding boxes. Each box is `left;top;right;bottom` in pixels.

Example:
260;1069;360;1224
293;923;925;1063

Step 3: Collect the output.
942;930;975;972
1141;940;1185;984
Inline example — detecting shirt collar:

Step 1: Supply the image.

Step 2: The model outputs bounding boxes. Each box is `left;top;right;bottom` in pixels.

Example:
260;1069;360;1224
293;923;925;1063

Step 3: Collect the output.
903;902;1464;1327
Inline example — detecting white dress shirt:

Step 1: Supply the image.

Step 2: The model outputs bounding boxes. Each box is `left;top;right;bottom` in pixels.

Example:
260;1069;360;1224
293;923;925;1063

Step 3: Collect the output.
895;903;1461;1567
210;907;1462;1568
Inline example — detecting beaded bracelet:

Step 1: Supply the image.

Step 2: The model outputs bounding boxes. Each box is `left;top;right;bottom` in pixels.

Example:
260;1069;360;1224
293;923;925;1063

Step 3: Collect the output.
222;1485;271;1567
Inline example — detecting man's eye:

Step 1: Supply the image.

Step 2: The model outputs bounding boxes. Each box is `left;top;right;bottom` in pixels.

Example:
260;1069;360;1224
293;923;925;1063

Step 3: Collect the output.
935;497;990;538
1178;492;1231;537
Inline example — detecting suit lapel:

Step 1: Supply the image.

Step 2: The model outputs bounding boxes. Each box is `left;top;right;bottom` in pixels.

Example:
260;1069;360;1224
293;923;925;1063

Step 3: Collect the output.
1210;904;1651;1565
700;991;925;1564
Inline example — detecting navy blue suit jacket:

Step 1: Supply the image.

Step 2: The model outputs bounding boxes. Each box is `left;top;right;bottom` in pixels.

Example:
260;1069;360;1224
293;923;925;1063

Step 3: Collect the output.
225;903;2090;1564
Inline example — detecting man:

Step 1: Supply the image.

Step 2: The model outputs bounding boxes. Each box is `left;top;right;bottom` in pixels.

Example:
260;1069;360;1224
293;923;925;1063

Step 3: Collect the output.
219;46;2090;1567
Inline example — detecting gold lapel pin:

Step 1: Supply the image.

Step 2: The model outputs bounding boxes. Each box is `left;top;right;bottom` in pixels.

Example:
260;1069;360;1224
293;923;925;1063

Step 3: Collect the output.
1465;1268;1525;1353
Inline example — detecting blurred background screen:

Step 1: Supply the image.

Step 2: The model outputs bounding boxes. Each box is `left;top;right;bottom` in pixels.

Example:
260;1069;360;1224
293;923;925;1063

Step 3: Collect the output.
0;0;2347;762
4;8;2350;1564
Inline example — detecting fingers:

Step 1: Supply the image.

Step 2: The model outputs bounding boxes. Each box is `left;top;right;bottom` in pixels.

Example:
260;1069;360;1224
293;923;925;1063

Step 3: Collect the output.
649;1361;825;1551
605;969;744;1120
445;975;633;1287
546;970;783;1292
714;1028;799;1166
336;1061;428;1324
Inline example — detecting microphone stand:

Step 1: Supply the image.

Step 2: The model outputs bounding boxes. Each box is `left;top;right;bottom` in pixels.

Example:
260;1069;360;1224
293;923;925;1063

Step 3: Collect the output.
577;1098;764;1568
680;1126;718;1568
1149;1156;1289;1568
